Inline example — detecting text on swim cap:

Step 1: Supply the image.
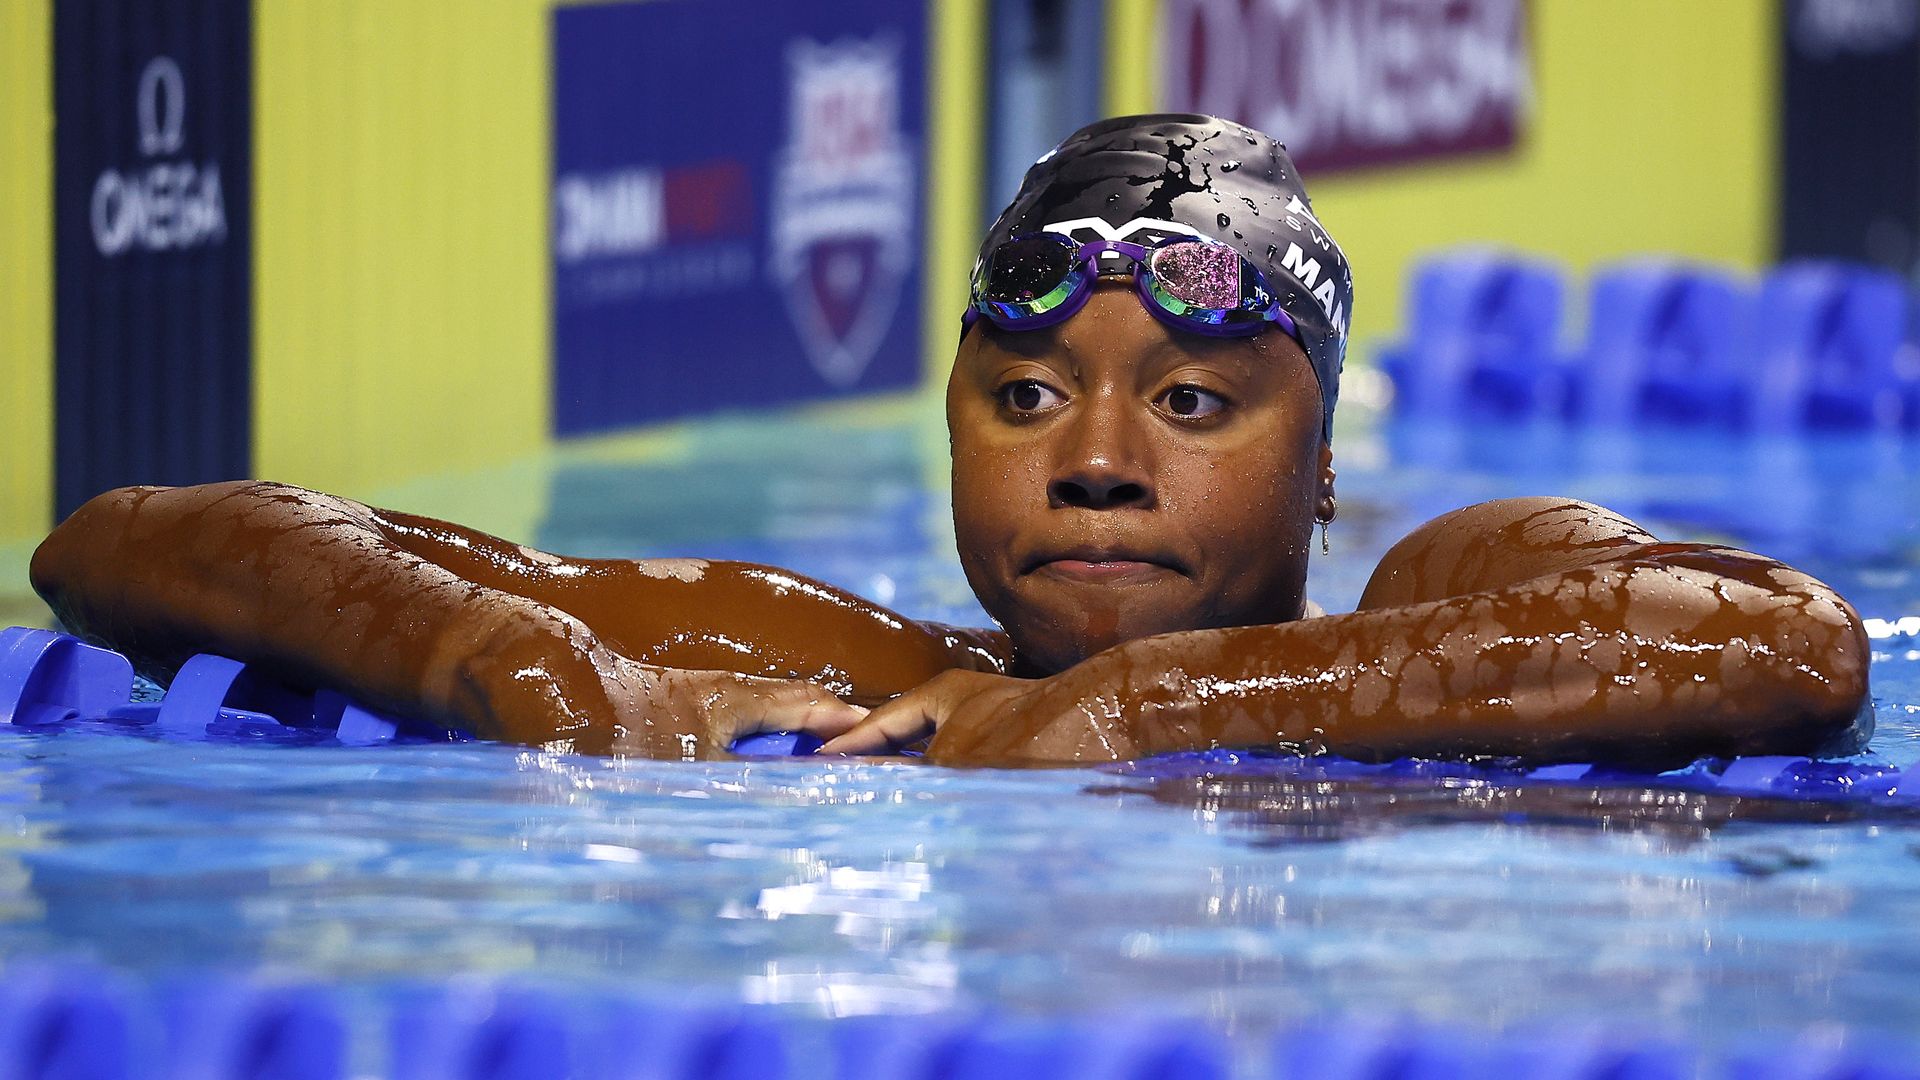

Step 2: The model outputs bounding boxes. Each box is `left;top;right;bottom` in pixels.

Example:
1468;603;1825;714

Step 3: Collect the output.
1279;243;1349;338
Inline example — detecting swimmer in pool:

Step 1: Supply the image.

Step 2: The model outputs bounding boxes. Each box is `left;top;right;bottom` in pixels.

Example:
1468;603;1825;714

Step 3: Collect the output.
28;115;1870;766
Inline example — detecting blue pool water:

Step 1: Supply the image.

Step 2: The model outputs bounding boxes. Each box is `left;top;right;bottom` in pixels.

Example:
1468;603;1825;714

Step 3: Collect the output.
6;400;1920;1059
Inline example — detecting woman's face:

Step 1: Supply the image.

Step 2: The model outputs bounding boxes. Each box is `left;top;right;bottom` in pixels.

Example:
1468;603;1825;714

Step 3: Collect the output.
949;281;1332;674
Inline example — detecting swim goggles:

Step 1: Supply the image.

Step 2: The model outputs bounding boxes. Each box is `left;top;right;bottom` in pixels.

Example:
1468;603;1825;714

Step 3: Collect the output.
962;231;1300;341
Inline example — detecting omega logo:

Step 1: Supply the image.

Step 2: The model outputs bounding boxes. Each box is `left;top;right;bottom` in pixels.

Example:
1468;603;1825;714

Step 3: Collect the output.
1163;0;1527;172
136;56;185;157
90;55;228;258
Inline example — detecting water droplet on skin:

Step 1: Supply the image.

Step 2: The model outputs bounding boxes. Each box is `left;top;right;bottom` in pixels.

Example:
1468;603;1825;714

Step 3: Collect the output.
1222;160;1241;173
1233;231;1243;239
1216;213;1231;228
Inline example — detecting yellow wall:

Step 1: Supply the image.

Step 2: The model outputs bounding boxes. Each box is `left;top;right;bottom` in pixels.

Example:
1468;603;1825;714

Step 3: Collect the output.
253;1;551;517
0;0;52;554
1104;0;1161;117
1121;1;1779;347
925;0;990;383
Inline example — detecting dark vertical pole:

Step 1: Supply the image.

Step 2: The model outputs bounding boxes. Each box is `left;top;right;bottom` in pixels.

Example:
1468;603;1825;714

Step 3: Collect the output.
1778;0;1920;274
983;0;1107;222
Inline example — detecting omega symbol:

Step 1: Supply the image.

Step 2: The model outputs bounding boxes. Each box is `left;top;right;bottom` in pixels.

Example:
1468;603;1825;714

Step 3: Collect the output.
136;56;185;157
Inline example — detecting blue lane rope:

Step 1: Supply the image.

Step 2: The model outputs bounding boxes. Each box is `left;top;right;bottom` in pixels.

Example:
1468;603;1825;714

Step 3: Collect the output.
0;625;1907;799
0;963;1911;1080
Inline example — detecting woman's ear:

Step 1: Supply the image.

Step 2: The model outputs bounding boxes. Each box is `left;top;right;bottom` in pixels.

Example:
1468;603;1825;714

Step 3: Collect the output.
1315;443;1337;523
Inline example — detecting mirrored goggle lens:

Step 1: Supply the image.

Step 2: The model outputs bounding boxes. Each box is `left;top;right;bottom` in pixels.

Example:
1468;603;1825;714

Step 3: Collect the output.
977;233;1078;305
1145;239;1248;312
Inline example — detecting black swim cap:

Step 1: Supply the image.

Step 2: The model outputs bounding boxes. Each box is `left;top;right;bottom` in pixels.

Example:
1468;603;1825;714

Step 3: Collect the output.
975;114;1352;440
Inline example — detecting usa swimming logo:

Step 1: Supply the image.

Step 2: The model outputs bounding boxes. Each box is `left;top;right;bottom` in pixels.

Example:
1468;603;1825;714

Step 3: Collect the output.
770;37;916;387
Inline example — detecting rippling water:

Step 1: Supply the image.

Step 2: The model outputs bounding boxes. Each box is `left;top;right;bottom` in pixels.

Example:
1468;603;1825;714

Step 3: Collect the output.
7;401;1919;1051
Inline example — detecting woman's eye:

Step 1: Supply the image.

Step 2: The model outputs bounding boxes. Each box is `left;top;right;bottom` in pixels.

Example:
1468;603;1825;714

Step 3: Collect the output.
997;379;1065;413
1159;385;1228;418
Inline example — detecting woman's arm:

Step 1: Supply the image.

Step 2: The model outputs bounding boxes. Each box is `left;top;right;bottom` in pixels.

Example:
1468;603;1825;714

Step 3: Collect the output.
29;481;998;753
827;498;1870;766
358;508;1008;702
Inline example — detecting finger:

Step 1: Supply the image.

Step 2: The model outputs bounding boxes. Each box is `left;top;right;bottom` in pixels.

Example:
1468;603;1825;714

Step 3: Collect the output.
785;693;870;738
725;676;868;740
817;695;937;755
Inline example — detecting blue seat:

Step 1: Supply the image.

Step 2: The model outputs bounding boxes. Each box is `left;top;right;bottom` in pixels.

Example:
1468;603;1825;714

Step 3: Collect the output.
1565;262;1757;428
1378;250;1566;419
1749;262;1909;432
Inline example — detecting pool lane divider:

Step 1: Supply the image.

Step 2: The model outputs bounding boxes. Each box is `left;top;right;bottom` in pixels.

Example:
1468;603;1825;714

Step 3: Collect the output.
0;963;1912;1080
0;625;1910;797
0;625;818;755
0;626;421;747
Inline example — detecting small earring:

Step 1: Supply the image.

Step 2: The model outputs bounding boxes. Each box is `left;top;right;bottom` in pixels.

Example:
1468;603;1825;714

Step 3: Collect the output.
1319;518;1331;556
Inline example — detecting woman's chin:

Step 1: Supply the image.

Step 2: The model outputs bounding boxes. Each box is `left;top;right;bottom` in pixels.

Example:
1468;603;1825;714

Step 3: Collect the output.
1007;620;1174;676
1005;595;1305;675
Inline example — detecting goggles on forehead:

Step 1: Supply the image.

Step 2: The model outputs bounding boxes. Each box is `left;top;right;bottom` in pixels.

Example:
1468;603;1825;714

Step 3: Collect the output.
962;231;1300;342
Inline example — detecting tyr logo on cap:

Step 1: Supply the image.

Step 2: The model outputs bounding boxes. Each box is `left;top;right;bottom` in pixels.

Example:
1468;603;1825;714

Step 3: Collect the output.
1041;216;1205;247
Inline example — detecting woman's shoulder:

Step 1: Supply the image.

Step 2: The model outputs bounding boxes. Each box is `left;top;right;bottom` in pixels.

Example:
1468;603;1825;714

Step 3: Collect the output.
1357;496;1658;610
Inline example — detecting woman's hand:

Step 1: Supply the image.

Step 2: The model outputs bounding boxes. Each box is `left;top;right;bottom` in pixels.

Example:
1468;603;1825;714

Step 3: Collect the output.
606;660;869;760
818;666;1145;766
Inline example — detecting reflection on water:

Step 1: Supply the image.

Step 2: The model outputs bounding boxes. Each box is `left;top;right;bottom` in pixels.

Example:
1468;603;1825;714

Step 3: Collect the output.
2;726;1919;1041
1093;771;1911;843
731;861;957;1015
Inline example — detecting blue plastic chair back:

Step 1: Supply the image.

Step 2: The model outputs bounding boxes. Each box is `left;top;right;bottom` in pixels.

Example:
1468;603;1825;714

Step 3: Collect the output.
1381;250;1565;417
1403;251;1530;340
1751;261;1908;432
1463;260;1565;415
1569;262;1756;427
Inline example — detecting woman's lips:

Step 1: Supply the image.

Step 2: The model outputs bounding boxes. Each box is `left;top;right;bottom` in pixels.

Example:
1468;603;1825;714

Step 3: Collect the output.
1033;558;1178;584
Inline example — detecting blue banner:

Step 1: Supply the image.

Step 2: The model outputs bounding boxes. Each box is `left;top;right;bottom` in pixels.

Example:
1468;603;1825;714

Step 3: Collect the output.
54;0;253;516
550;0;929;435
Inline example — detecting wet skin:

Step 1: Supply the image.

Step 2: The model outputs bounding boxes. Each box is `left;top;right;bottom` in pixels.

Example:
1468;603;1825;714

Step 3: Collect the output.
30;488;1002;757
822;286;1872;763
947;284;1333;676
30;285;1870;764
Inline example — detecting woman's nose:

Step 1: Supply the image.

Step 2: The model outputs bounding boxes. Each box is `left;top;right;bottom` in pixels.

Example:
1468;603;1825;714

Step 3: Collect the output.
1049;470;1152;509
1048;406;1155;510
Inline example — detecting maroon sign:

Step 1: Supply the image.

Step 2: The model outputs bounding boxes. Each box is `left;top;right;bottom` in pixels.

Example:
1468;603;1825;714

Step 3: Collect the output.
1162;0;1529;174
